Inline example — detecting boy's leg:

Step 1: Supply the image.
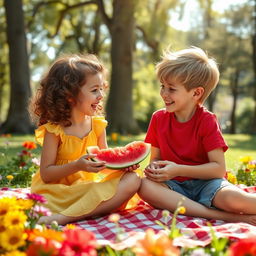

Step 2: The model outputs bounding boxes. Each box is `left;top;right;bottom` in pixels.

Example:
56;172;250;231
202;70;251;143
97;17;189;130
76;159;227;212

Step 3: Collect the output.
39;172;141;225
212;185;256;214
138;178;256;225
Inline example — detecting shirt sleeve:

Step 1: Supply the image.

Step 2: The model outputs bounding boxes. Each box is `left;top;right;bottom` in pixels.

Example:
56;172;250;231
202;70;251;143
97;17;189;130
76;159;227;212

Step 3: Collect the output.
35;123;62;146
93;116;108;138
144;113;159;148
200;113;228;153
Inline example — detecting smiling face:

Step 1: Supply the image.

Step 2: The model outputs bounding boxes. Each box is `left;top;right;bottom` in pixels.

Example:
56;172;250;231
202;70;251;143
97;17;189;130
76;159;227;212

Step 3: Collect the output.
160;78;203;122
74;73;105;116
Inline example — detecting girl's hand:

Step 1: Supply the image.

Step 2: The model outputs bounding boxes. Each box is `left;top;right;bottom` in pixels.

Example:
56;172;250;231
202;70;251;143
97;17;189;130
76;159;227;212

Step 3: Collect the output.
122;164;140;172
76;154;106;173
144;160;178;182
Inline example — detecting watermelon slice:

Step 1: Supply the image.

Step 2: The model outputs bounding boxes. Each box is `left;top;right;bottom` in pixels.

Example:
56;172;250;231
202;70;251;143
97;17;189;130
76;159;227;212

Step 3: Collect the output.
86;141;151;169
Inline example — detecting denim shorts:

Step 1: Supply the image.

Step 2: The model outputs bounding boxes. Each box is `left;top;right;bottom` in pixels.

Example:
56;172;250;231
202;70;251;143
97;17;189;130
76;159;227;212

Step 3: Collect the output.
164;178;232;208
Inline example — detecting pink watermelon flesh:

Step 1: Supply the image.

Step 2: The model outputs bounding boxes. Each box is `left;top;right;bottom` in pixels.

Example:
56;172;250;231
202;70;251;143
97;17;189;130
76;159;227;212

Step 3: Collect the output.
86;141;150;169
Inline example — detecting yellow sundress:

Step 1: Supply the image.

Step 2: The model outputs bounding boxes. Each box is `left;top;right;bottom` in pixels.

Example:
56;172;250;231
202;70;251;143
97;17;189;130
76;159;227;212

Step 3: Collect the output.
31;116;128;217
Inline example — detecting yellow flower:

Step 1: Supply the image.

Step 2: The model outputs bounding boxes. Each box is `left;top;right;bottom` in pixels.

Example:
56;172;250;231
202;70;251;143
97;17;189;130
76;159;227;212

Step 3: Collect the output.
247;163;256;170
239;156;253;164
111;132;119;142
1;228;27;251
0;197;17;217
64;224;76;230
16;198;34;211
4;210;27;230
227;172;237;184
0;219;7;234
6;175;14;181
108;213;120;223
178;206;186;215
133;228;180;256
4;250;26;256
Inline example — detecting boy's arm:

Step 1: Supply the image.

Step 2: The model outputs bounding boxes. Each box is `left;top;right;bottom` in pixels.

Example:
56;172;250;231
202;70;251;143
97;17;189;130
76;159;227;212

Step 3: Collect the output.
171;147;226;179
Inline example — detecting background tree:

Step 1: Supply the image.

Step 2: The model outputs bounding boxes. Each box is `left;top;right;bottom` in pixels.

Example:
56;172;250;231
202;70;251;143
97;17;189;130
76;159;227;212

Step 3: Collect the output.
2;0;33;133
1;0;255;134
251;0;256;133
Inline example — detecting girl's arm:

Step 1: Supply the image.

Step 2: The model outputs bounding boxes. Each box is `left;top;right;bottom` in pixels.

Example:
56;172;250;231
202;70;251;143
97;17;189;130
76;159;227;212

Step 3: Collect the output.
40;131;105;183
97;129;108;149
150;146;161;162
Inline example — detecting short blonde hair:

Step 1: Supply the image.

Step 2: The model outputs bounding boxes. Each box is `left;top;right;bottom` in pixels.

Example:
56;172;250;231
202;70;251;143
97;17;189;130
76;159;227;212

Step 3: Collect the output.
156;47;219;103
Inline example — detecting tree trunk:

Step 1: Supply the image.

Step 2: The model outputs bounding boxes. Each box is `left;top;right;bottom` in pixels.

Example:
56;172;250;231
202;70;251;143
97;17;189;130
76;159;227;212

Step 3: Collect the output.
229;70;240;134
251;0;256;133
2;0;33;134
106;0;139;134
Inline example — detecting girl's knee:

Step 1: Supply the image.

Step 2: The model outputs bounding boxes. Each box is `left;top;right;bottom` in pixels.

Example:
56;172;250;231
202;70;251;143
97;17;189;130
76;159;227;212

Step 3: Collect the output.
122;172;141;192
138;178;152;198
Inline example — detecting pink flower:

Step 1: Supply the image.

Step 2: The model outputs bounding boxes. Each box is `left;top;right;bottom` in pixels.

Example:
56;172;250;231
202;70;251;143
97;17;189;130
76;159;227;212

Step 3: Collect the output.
29;205;51;218
59;229;97;256
26;193;47;204
31;157;40;166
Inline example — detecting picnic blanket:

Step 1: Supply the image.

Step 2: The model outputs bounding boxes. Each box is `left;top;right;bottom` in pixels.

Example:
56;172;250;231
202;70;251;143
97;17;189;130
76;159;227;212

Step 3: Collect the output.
1;186;256;249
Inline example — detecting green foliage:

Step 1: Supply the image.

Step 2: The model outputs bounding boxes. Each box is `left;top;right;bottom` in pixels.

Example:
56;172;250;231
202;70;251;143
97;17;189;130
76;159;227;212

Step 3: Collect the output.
224;134;256;171
235;156;256;186
0;138;39;187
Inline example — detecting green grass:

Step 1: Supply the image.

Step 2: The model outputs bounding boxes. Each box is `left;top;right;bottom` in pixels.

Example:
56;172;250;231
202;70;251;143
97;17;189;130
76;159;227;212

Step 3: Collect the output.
1;133;256;172
224;134;256;171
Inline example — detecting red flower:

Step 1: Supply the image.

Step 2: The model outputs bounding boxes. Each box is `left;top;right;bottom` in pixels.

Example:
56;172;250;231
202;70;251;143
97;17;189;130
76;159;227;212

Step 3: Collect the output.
59;229;97;256
229;237;256;256
22;141;37;150
19;162;26;167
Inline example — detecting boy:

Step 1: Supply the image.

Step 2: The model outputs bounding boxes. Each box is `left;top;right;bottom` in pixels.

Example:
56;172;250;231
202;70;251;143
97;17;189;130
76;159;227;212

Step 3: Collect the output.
138;47;256;225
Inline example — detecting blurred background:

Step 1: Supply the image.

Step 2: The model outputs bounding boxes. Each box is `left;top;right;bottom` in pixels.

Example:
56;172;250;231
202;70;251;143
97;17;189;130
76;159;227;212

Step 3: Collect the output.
0;0;256;135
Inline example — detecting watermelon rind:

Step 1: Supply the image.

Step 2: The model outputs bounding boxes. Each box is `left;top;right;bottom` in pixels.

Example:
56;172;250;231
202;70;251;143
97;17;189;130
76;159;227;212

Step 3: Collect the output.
86;141;151;169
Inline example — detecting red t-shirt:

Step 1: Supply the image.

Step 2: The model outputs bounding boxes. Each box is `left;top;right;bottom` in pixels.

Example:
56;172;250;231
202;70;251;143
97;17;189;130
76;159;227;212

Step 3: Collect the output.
144;105;228;182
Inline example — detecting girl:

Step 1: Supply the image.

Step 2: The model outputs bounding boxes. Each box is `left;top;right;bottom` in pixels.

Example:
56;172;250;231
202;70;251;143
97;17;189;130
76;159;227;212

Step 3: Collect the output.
30;54;141;225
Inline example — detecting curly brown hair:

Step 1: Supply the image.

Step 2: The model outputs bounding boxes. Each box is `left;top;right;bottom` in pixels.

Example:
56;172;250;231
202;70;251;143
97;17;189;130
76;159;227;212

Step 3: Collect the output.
30;54;107;127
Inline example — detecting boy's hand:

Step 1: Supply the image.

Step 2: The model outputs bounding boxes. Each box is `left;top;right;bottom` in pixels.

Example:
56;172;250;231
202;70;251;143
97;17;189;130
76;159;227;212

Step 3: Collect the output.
76;154;106;173
144;160;178;182
122;164;140;172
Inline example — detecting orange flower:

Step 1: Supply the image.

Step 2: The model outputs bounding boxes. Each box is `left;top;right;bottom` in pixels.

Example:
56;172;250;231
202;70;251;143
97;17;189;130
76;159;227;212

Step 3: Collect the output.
27;228;64;242
22;141;37;150
133;229;180;256
229;237;256;256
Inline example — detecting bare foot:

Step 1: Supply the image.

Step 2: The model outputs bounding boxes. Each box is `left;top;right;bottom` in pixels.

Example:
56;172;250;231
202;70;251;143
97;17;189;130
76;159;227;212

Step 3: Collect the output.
38;213;83;226
234;214;256;226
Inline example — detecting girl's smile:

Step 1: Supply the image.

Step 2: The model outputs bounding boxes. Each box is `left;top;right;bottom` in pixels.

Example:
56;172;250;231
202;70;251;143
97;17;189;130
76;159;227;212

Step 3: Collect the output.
74;73;105;117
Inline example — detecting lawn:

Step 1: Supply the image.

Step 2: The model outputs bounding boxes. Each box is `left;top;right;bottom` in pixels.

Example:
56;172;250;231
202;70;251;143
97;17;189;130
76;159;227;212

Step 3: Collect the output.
1;133;256;171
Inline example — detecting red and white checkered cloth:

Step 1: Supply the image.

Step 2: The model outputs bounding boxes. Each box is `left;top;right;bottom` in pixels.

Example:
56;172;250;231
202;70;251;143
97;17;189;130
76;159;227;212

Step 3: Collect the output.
1;186;256;249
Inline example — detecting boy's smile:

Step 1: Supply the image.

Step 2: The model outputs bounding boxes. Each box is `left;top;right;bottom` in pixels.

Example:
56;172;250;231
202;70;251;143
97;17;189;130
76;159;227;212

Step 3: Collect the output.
160;79;199;122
